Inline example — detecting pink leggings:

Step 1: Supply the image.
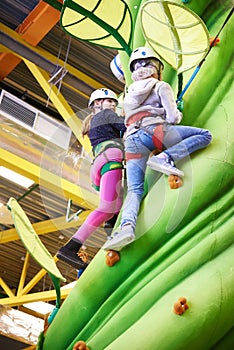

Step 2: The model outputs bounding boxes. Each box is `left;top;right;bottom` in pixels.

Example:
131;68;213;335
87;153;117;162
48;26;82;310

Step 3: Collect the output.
73;148;123;243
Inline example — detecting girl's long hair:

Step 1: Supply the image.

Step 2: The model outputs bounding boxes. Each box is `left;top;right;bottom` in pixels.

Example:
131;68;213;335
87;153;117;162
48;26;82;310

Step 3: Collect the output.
82;113;93;136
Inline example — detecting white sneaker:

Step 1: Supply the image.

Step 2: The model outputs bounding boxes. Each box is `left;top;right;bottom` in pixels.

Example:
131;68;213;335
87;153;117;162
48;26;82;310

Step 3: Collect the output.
147;156;184;177
102;224;135;251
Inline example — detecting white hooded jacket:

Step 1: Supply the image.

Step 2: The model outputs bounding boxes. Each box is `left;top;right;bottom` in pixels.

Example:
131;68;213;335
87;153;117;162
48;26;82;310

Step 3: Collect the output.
124;77;182;136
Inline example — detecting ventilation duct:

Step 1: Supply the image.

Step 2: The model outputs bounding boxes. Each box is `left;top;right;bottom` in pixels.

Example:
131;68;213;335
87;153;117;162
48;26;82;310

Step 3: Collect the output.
0;90;71;150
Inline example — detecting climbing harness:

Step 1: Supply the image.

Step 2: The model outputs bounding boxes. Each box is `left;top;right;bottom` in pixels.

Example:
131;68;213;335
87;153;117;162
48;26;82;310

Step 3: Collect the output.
92;140;125;191
93;140;124;158
152;124;164;151
100;161;123;176
126;111;152;127
125;111;165;161
125;124;164;161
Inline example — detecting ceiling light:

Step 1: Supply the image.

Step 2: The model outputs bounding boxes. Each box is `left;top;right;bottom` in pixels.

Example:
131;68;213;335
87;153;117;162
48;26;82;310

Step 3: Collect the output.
61;280;77;290
23;301;55;315
0;166;34;188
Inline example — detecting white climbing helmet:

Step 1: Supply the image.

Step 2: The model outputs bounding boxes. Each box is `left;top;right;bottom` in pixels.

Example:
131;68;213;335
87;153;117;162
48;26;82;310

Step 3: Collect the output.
129;46;164;72
88;88;118;108
110;54;125;83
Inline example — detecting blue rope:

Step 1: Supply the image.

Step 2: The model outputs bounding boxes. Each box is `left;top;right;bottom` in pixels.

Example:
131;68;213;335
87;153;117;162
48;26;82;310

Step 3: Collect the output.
177;66;200;102
177;6;233;102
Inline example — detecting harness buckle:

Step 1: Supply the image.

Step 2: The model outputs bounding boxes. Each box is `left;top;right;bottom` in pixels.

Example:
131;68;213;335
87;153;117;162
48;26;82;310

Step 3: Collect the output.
135;120;142;129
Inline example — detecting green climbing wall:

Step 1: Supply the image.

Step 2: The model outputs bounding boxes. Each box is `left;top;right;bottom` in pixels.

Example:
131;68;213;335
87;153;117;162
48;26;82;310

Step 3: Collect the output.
41;1;234;349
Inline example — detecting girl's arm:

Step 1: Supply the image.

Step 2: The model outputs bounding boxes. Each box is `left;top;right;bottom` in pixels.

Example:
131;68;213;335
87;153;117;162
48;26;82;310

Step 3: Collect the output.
107;110;127;133
158;83;182;124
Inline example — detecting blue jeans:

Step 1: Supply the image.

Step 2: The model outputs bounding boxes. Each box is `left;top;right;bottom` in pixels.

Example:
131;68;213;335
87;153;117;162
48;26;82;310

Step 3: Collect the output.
121;124;212;228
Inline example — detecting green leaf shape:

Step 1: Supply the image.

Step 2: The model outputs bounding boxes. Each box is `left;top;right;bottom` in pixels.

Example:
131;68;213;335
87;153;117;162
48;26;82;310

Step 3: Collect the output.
60;0;133;54
141;0;210;73
7;197;65;282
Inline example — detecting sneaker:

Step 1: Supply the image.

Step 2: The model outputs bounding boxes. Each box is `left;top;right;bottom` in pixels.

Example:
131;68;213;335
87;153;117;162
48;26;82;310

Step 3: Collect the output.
102;224;135;251
56;238;88;270
147;156;184;177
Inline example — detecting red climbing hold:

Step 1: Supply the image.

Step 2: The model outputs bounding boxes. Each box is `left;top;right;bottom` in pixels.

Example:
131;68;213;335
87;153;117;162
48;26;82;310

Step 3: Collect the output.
210;37;220;46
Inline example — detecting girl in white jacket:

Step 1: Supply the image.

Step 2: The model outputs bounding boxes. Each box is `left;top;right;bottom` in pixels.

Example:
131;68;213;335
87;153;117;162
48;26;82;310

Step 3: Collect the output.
103;47;212;251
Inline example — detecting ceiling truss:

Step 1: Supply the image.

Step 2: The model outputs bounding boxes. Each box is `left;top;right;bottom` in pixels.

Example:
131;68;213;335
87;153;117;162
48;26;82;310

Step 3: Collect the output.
0;0;112;317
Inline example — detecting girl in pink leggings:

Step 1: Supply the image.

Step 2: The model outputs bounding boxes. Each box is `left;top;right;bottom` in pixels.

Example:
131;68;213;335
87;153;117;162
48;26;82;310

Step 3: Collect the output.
57;88;126;270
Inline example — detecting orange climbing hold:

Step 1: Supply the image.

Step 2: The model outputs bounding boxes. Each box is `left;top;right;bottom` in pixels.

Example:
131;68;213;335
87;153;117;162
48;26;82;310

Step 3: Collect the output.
173;297;189;315
106;250;120;266
73;340;89;350
168;174;183;189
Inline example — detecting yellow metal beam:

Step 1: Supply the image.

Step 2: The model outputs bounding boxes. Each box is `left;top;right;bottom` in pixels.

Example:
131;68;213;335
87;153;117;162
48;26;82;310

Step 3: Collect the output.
0;277;15;297
0;287;72;307
0;44;12;53
1;255;61;300
0;148;98;210
0;44;92;151
20;265;56;296
23;58;92;153
17;252;30;296
0;211;92;244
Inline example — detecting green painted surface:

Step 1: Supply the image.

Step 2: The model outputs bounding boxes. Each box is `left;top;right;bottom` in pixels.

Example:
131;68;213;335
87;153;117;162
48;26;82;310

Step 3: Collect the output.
41;1;234;349
8;197;65;282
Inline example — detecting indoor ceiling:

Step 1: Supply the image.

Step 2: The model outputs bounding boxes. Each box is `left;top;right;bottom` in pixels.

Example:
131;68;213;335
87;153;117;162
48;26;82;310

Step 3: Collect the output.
0;0;125;327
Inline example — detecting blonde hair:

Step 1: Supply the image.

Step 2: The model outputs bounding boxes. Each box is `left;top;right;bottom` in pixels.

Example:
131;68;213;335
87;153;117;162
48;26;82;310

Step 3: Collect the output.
82;113;93;136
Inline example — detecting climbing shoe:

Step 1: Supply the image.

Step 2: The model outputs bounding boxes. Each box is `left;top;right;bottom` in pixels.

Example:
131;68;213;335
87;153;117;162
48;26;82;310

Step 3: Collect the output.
56;238;88;270
102;224;135;251
147;156;184;177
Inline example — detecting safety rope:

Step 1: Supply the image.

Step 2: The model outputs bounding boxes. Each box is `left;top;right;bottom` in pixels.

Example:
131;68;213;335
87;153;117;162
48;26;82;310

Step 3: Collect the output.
177;6;234;102
176;72;183;100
